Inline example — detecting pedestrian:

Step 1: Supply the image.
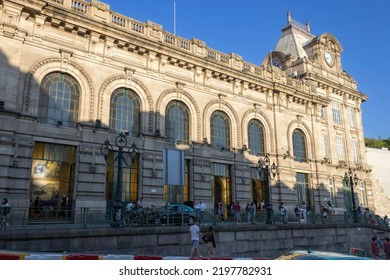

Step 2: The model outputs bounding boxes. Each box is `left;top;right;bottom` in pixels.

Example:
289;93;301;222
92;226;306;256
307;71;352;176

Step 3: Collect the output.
189;219;201;258
1;198;10;226
260;200;265;210
237;201;241;223
232;201;240;224
59;194;67;218
245;203;252;223
279;202;287;224
202;226;216;258
136;196;143;213
217;202;224;223
199;201;206;223
301;201;307;224
194;201;200;218
294;204;301;223
371;236;379;259
250;202;256;223
34;196;42;219
383;237;390;260
126;201;134;212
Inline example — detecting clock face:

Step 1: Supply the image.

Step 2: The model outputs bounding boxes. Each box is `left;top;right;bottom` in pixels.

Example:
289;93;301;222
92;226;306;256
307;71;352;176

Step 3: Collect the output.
325;51;333;65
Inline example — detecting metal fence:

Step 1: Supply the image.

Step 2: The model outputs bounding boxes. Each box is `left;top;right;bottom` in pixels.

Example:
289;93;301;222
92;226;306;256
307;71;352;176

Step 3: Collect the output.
1;207;389;231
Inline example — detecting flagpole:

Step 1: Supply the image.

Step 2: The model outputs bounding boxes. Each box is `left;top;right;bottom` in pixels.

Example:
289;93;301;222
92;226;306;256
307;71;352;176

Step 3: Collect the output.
174;0;176;35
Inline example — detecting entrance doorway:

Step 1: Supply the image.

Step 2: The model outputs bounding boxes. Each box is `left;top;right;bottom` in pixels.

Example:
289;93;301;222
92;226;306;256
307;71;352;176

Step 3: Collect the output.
30;142;76;221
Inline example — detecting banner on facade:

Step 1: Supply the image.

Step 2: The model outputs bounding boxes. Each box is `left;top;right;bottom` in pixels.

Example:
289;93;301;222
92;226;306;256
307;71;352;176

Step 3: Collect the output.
163;149;185;186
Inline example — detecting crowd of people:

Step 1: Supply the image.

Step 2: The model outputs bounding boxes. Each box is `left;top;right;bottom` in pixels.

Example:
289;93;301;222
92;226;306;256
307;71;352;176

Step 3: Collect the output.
371;234;390;259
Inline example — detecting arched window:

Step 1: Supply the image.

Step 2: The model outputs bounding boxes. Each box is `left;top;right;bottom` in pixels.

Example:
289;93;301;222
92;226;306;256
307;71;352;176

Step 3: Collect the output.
166;101;190;144
211;111;230;150
110;88;140;136
248;119;265;155
293;129;307;162
38;72;80;127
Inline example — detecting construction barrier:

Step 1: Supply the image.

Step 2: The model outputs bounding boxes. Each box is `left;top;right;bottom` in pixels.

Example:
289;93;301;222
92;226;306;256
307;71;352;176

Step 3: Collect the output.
101;254;134;260
0;253;28;260
189;256;209;260
0;250;270;260
134;255;163;260
163;256;189;260
63;254;101;260
25;254;63;260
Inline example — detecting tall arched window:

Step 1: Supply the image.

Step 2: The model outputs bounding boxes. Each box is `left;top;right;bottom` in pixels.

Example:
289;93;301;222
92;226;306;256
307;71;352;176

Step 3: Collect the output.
38;72;80;127
248;119;265;155
211;111;230;149
110;88;140;136
166;101;189;144
293;129;307;162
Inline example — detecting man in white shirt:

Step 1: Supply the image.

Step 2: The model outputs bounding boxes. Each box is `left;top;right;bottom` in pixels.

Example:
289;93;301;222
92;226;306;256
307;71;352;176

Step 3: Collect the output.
189;220;201;257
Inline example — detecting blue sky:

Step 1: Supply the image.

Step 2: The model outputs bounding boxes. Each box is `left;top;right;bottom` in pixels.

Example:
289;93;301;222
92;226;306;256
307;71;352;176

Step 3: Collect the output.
103;0;389;139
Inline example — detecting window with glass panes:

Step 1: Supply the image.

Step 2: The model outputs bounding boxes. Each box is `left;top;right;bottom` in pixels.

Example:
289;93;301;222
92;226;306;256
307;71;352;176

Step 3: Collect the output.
38;72;80;127
293;129;307;162
332;101;342;124
165;101;189;144
358;181;367;207
211;111;230;149
110;88;140;136
322;134;329;158
336;137;345;161
248;119;265;155
348;107;356;128
296;173;310;209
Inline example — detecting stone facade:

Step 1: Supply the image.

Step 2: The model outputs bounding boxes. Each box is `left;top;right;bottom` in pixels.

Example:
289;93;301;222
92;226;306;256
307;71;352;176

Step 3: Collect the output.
0;224;385;259
0;0;380;224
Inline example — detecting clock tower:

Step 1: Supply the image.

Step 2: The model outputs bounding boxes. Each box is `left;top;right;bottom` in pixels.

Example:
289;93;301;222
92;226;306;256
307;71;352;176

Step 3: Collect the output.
303;32;344;73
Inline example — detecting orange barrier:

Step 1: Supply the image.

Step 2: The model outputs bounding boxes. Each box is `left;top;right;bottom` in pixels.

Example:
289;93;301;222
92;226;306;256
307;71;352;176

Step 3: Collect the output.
134;255;163;260
63;254;101;260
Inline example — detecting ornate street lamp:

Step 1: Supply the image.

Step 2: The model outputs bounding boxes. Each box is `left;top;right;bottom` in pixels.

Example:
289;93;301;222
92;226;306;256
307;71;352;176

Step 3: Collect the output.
256;154;278;224
100;132;139;227
344;168;359;223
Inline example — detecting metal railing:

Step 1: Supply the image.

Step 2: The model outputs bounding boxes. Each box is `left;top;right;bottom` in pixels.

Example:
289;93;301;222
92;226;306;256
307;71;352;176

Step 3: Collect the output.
1;207;389;231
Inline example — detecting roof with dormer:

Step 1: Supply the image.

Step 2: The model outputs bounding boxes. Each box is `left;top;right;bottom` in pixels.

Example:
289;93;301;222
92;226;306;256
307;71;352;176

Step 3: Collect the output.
274;11;316;58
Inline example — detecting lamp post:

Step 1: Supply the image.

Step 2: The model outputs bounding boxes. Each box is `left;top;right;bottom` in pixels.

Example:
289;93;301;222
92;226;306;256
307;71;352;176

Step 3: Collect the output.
100;132;139;227
256;154;278;224
344;168;359;224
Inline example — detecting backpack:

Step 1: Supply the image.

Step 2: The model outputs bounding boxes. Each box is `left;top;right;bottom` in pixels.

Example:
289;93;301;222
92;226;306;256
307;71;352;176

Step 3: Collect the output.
294;206;300;214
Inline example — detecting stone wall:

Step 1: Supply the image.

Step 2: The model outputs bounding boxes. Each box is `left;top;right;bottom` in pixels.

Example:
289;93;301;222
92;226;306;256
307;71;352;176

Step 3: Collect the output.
0;224;387;259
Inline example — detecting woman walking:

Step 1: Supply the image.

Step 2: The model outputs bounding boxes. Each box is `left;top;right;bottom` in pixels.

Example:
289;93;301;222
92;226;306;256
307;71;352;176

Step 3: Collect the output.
202;226;216;258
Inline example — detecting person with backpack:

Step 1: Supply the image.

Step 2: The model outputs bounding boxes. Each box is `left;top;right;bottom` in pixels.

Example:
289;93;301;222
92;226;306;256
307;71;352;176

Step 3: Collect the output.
294;204;302;223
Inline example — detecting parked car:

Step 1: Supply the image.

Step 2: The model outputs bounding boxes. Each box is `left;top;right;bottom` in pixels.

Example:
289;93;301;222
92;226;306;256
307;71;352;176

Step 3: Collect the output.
275;249;372;260
155;204;196;225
